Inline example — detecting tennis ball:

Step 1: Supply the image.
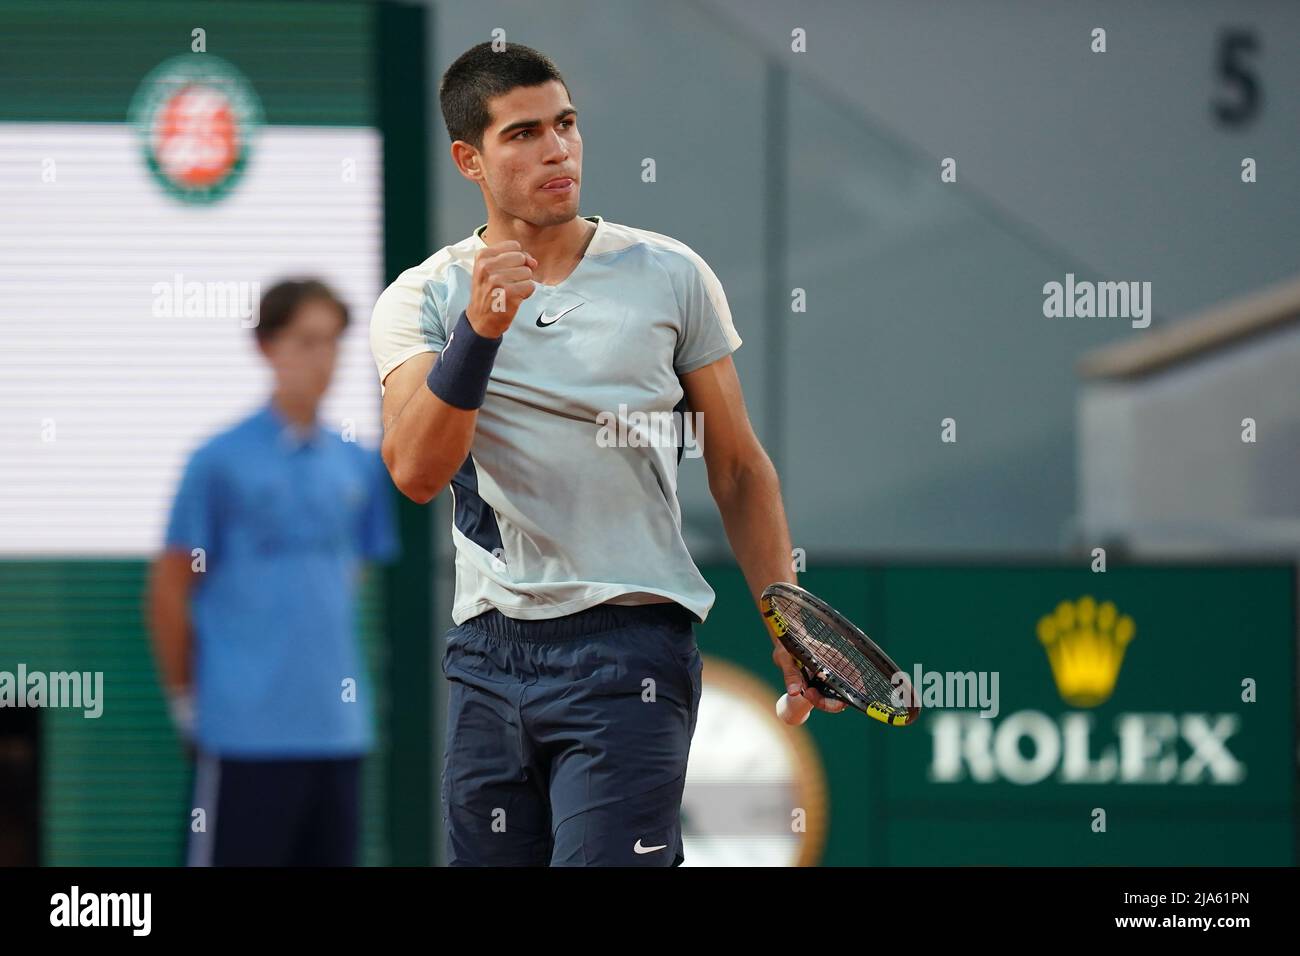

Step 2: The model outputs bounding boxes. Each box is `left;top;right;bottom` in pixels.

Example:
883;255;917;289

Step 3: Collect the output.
776;692;812;725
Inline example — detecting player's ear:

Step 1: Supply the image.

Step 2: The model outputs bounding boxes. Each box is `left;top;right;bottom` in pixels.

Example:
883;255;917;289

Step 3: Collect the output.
450;140;484;181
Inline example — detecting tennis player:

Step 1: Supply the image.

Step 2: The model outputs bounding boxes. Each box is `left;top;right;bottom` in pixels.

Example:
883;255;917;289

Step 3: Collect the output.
371;42;844;867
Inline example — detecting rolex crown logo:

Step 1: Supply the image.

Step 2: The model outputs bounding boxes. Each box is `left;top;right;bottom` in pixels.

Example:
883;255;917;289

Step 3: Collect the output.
1036;596;1135;707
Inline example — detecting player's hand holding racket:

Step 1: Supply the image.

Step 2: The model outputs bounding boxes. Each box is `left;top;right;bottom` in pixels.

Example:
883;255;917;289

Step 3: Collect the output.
467;240;538;337
772;644;846;719
762;582;920;728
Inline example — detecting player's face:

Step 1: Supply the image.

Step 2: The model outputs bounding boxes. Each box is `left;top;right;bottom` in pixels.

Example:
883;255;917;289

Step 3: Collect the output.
261;298;344;406
479;80;582;226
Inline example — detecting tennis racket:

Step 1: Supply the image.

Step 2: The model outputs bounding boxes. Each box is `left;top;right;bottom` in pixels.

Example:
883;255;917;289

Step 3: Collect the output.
760;582;920;727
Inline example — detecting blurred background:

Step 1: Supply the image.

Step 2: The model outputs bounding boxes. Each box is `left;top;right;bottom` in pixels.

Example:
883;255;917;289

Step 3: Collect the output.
0;0;1295;866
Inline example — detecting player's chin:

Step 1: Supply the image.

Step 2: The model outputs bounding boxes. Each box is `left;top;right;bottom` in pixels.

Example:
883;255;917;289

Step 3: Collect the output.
533;205;580;228
534;187;579;211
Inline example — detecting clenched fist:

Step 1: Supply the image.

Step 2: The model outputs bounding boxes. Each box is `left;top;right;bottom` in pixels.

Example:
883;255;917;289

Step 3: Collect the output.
466;241;538;338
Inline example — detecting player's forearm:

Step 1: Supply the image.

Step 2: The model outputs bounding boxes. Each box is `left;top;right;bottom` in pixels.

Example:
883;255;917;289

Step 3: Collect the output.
712;459;798;607
382;386;478;504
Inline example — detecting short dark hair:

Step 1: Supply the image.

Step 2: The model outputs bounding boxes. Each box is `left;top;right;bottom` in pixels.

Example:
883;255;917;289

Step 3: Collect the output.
439;41;569;150
255;279;349;344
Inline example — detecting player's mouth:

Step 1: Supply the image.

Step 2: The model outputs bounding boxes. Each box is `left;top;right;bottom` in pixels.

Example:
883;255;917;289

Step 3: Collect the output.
539;177;576;193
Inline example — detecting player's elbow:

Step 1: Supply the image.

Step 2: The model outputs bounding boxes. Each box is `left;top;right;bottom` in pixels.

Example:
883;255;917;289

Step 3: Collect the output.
708;444;777;503
398;482;436;505
382;444;449;504
388;461;440;504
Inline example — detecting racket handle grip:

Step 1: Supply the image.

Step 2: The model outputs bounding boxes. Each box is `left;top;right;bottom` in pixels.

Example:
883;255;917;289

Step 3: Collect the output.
776;692;813;725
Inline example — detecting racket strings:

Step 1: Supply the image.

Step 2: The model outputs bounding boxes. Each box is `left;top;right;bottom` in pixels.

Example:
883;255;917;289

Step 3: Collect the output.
776;597;904;712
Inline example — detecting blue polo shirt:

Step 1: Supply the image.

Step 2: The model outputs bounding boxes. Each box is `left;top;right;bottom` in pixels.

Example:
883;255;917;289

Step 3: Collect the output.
164;403;398;757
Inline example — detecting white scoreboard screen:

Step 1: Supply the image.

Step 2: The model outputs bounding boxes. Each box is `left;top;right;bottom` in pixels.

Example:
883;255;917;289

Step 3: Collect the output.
0;8;386;556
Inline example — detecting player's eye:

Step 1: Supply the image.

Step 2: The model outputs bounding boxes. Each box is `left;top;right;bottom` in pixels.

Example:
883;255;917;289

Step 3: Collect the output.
513;129;532;140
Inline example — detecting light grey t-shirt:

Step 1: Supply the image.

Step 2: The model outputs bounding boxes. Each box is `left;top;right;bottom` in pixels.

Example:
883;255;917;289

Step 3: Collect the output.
370;214;742;625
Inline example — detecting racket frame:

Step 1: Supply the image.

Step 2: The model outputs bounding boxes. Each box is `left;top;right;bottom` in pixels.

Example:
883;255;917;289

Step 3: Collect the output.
761;582;920;727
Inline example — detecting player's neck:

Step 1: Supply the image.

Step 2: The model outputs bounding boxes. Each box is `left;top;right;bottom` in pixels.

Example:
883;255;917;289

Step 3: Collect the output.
481;215;595;285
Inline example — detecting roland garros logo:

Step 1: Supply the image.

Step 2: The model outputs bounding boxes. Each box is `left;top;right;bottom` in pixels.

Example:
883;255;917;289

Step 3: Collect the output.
128;54;263;204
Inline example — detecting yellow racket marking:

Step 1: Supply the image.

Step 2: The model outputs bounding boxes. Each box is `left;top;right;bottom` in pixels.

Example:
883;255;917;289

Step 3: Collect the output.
866;702;911;726
760;600;787;638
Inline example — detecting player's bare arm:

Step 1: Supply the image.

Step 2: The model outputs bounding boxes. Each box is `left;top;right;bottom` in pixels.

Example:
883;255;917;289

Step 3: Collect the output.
381;354;463;503
682;355;846;714
380;240;538;503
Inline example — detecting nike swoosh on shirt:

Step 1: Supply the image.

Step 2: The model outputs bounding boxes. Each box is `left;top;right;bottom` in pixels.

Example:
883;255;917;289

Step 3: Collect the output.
633;839;668;854
536;303;583;327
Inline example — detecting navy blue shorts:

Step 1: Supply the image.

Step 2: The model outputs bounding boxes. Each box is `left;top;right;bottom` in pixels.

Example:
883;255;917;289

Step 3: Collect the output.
440;601;703;866
184;753;363;866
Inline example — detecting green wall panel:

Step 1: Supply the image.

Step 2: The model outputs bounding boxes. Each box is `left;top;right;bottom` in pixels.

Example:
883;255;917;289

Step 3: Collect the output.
696;563;1296;866
0;0;374;125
